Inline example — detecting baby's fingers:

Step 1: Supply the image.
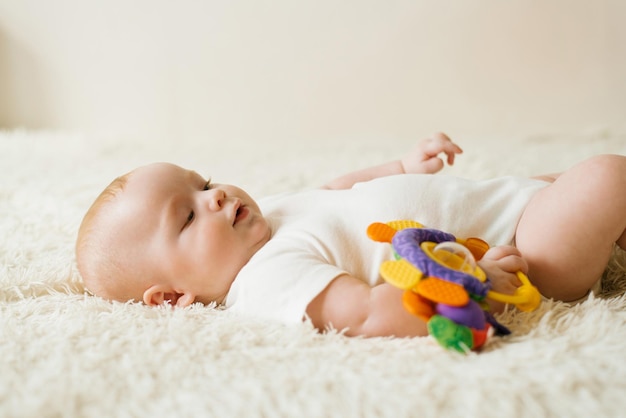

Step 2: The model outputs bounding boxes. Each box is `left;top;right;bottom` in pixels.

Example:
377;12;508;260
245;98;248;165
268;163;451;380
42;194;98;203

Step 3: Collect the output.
403;132;463;174
483;245;521;259
483;246;529;274
421;133;463;165
497;255;529;275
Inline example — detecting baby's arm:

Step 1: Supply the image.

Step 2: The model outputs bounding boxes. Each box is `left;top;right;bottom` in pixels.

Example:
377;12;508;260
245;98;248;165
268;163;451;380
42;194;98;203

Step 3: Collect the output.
306;274;429;337
321;132;463;190
305;246;526;337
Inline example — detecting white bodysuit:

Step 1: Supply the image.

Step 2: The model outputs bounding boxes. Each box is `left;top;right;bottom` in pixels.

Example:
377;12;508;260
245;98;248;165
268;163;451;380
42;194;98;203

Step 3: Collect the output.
224;174;548;324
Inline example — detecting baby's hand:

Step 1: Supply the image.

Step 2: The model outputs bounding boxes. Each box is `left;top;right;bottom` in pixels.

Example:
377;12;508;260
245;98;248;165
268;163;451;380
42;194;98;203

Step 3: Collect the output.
478;246;529;313
401;132;463;174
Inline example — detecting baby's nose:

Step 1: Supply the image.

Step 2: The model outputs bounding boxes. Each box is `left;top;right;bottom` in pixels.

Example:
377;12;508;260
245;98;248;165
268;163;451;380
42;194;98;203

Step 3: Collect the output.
206;189;226;211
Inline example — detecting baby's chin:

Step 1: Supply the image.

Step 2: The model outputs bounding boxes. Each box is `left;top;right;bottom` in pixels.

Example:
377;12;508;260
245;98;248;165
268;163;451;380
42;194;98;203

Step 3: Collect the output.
242;213;270;247
253;219;272;250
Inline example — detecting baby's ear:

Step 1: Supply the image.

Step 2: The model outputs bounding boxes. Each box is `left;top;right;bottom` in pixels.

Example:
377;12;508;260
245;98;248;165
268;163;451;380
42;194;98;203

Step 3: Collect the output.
175;293;196;307
143;284;193;307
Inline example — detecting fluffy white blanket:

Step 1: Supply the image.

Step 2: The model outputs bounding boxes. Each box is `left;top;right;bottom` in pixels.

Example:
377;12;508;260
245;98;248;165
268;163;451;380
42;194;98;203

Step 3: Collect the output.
1;130;626;418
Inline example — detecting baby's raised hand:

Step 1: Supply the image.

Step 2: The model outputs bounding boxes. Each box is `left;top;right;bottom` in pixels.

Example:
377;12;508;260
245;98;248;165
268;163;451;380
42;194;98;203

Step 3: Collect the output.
401;132;463;174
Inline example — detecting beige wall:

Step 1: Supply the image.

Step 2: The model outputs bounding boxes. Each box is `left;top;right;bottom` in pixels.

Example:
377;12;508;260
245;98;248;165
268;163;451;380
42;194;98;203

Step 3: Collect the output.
0;0;624;144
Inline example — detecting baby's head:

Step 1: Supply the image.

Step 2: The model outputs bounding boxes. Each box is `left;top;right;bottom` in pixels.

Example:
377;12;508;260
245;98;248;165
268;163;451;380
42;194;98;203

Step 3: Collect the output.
76;162;271;307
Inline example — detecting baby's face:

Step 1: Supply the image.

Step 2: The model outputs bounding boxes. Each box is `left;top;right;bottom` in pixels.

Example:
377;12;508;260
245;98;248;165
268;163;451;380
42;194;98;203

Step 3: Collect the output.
107;162;270;306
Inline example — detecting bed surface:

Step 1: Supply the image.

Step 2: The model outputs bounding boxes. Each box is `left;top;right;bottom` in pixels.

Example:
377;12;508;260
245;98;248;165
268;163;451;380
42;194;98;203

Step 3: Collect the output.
1;130;626;418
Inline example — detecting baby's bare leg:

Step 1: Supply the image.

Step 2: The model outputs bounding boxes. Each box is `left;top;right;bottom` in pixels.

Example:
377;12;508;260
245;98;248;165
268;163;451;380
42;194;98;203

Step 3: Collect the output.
515;155;626;301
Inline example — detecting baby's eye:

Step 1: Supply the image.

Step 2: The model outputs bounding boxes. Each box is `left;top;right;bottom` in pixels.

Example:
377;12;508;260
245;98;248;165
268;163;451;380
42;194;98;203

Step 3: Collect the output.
184;210;194;229
203;180;212;191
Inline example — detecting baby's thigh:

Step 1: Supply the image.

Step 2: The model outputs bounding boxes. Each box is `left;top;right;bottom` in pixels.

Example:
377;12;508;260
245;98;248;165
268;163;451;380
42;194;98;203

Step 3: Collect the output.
515;155;626;301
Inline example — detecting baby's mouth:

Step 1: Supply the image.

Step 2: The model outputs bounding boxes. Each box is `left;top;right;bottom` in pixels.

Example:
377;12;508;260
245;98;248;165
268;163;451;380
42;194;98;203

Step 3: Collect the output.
233;205;249;226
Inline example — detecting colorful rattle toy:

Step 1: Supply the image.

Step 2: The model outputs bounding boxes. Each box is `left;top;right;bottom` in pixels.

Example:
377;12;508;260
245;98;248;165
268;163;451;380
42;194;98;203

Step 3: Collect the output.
367;220;541;353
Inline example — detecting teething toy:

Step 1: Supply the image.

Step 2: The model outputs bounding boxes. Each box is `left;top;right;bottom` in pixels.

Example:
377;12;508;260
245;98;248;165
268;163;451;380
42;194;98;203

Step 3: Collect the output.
368;221;541;353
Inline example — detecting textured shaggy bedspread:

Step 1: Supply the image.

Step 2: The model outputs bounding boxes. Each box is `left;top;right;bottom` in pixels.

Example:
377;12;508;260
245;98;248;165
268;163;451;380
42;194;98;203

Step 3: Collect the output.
1;130;626;418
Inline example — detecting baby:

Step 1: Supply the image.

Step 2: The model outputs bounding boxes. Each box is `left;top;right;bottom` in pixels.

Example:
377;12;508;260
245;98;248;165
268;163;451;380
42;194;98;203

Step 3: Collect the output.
76;133;626;337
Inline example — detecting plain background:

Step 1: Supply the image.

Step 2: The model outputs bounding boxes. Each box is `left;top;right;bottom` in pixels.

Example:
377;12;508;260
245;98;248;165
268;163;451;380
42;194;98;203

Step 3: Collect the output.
0;0;625;146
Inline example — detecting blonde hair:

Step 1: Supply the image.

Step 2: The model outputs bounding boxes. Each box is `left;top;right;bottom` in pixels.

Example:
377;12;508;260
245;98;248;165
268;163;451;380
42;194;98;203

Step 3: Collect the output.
76;173;138;302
